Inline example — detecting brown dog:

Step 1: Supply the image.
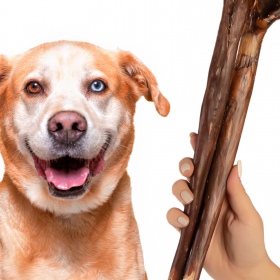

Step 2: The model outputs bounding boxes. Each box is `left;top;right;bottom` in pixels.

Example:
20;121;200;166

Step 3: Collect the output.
0;41;169;279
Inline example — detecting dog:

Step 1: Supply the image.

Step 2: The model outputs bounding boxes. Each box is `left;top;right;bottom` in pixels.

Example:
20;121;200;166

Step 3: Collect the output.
0;41;170;280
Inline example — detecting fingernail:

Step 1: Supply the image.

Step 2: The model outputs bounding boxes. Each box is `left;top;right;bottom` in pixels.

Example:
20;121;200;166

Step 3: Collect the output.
181;190;194;204
181;162;191;173
237;160;242;178
178;216;189;226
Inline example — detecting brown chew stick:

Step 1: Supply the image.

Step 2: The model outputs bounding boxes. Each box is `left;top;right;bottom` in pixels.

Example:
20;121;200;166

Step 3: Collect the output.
169;1;280;279
168;0;251;278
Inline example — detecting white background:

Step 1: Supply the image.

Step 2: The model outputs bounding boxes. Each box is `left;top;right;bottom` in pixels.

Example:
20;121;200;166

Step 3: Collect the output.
0;1;280;279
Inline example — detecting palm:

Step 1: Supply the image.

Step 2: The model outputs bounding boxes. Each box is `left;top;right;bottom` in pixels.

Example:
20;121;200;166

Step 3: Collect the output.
204;194;266;280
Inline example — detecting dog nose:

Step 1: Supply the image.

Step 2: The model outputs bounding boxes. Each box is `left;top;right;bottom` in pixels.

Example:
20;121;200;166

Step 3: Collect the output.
48;111;87;143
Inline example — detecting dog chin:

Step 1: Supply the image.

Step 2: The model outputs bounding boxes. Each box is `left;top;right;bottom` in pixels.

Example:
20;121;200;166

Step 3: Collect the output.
23;173;119;216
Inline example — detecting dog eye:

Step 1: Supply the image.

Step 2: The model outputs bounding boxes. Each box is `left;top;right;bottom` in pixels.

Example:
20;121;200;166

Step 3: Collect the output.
25;82;43;94
90;80;106;93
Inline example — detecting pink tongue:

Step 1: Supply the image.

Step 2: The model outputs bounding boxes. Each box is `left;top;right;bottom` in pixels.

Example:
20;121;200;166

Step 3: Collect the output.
45;167;89;190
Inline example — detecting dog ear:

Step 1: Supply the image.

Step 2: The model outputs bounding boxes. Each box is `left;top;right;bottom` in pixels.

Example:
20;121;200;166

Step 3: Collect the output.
118;51;170;117
0;55;12;116
0;55;12;92
0;55;11;82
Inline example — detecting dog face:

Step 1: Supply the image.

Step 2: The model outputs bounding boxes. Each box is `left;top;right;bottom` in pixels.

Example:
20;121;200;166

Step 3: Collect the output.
0;41;169;215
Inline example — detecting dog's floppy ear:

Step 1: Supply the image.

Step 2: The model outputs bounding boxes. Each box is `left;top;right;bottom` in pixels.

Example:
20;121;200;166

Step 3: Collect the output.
0;55;12;92
0;55;12;119
0;55;11;82
118;51;170;117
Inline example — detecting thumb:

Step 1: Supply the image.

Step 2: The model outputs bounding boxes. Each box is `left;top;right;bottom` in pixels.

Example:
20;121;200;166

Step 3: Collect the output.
226;162;258;223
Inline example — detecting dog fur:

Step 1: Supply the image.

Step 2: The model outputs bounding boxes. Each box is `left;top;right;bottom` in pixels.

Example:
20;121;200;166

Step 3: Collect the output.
0;41;169;279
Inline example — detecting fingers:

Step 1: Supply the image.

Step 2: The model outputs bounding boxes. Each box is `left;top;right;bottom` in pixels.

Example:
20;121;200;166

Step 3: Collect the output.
167;208;189;231
172;179;194;205
189;132;197;151
178;132;197;179
167;132;197;231
168;180;194;230
179;158;194;179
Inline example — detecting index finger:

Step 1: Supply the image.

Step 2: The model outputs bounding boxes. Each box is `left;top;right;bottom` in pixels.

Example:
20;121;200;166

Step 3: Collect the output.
189;132;197;151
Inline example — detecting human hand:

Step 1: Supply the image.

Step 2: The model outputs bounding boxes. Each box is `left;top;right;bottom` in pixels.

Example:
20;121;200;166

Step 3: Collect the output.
167;133;280;280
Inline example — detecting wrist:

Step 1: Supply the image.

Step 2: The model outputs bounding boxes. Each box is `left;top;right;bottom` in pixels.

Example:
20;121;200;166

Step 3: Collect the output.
254;259;280;280
237;258;280;280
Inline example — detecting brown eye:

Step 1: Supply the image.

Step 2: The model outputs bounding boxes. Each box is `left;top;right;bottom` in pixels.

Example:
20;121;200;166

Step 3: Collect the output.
26;82;43;94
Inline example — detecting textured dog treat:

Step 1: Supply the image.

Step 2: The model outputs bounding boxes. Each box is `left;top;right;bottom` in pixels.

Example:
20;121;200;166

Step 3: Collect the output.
169;1;280;279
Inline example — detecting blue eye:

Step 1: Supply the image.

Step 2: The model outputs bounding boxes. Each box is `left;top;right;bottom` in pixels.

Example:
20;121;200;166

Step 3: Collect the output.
90;80;106;93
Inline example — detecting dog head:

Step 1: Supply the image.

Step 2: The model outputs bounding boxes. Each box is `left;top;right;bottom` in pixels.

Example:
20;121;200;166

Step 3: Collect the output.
0;41;169;215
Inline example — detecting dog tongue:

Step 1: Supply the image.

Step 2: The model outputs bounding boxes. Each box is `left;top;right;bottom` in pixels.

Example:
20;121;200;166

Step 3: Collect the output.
45;167;89;190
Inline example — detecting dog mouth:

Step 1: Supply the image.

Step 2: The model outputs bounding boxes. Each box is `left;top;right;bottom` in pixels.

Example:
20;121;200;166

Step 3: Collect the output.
27;140;110;199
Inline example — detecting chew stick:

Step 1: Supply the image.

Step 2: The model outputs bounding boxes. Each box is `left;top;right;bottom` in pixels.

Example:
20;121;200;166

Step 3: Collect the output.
169;1;280;279
169;1;251;278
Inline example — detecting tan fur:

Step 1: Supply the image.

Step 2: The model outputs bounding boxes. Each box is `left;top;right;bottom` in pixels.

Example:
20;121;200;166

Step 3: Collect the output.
0;41;169;279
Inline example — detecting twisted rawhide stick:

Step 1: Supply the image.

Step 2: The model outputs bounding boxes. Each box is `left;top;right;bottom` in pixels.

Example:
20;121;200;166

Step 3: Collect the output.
169;1;280;279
